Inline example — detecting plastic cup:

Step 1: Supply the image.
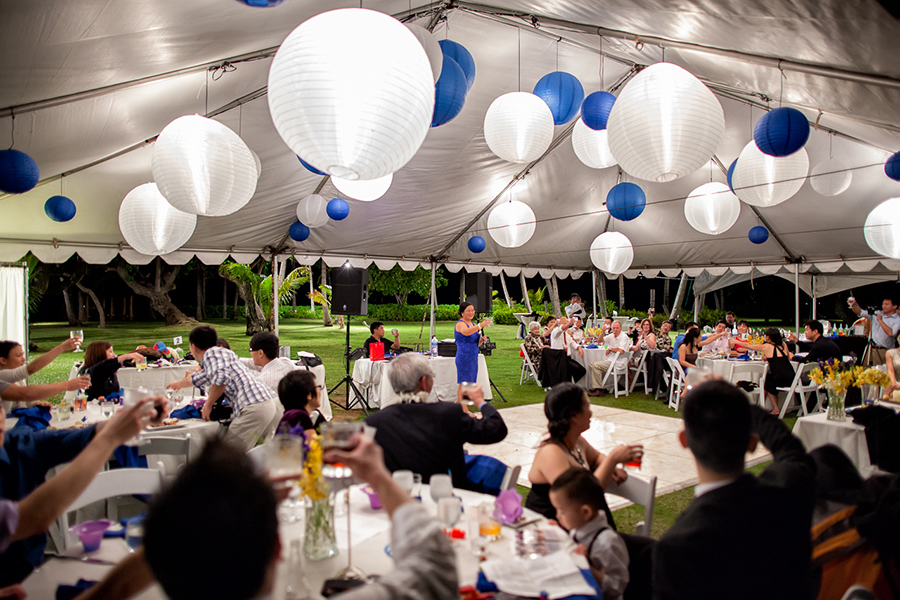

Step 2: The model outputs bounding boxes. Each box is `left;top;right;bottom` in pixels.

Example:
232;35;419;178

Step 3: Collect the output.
71;519;112;553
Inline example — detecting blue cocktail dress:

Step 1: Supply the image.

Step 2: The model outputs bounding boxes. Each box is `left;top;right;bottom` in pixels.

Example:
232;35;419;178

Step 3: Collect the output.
455;320;480;383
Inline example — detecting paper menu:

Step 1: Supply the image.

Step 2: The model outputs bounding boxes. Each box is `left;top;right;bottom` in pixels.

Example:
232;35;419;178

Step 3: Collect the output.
480;551;596;599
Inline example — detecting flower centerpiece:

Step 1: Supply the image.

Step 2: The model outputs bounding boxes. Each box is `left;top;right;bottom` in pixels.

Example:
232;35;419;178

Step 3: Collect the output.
295;429;338;560
855;366;891;405
809;360;890;421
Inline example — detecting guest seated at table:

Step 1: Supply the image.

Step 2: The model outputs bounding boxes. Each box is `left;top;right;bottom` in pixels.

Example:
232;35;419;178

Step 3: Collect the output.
737;328;794;414
276;370;324;436
78;341;145;401
601;316;614;337
703;320;731;353
671;321;699;360
678;328;702;372
523;321;545;373
569;317;586;343
526;383;642;523
725;311;737;331
239;332;296;392
728;320;751;353
363;321;400;358
216;338;231;350
551;317;584;359
787;320;842;364
881;332;900;401
541;317;557;346
587;321;631;395
0;338;88;410
365;353;507;490
653;380;815;600
630;318;657;364
654;320;673;356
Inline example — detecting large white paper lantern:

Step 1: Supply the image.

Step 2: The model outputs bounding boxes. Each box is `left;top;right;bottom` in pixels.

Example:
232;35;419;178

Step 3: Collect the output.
572;119;617;169
267;9;434;181
590;232;634;275
152;115;257;216
118;183;197;256
607;63;725;183
732;141;808;207
487;200;536;248
332;173;392;201
250;150;262;180
484;92;554;164
810;158;851;196
683;182;740;235
865;197;900;259
296;194;330;227
405;23;442;83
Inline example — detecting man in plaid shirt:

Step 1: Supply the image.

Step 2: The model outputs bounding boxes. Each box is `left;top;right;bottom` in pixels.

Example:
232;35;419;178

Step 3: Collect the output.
168;326;283;451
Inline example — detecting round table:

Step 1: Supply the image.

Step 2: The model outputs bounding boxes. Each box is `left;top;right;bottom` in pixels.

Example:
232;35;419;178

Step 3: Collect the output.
352;355;492;408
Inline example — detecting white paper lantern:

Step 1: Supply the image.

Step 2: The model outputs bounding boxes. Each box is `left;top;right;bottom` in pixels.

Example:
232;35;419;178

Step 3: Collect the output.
152;115;257;216
683;182;740;235
405;23;442;83
865;197;900;259
572;120;617;169
732;141;808;207
268;9;434;181
810;158;852;196
590;231;634;275
484;92;554;164
332;173;393;201
607;63;725;183
296;194;330;227
487;200;536;248
250;150;262;180
118;183;197;256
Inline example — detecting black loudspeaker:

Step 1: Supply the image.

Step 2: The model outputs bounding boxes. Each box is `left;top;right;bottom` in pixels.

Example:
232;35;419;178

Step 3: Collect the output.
465;272;493;314
332;267;369;316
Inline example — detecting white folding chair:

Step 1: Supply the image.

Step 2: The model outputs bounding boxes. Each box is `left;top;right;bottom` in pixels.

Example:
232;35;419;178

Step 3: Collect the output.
664;357;686;411
500;464;521;491
519;344;541;386
777;362;823;418
247;444;267;471
605;474;657;537
628;350;650;395
601;351;632;398
730;362;769;409
139;433;192;463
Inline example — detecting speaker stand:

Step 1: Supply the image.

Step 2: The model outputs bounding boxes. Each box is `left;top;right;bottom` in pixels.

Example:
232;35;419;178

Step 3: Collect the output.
488;377;508;403
328;316;372;415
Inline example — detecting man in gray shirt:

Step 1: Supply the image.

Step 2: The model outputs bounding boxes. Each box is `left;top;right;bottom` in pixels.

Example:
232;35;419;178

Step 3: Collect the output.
849;296;900;365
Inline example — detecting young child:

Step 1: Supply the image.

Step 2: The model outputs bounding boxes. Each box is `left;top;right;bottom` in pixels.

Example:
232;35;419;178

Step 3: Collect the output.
549;468;630;600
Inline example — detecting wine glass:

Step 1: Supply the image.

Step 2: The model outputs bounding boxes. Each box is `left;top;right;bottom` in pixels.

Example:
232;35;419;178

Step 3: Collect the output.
430;474;453;503
460;382;477;406
70;329;84;352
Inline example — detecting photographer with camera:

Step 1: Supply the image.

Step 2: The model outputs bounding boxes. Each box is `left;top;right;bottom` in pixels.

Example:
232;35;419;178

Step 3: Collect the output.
849;296;900;365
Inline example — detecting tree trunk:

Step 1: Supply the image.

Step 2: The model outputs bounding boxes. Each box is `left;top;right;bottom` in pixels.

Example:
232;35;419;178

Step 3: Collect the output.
76;282;106;329
546;276;562;318
61;285;81;325
77;290;87;322
113;259;196;326
618;275;625;308
662;277;671;314
233;285;239;320
499;272;513;309
223;277;228;320
670;273;688;325
196;264;205;321
321;262;333;327
597;274;609;317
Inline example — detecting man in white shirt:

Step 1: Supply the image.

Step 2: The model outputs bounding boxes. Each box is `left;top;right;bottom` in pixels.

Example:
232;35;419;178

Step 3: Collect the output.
849;296;900;365
588;321;631;395
704;321;731;353
239;332;296;392
565;294;586;323
550;317;583;358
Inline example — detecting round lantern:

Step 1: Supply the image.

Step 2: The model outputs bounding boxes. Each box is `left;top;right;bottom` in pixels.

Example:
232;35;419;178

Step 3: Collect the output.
727;159;738;193
885;152;900;181
468;236;486;253
268;9;434;181
152;115;257;216
865;197;900;258
572;119;617;169
44;195;76;222
0;149;39;194
606;63;725;183
298;157;327;176
327;197;350;221
250;150;262;180
606;182;646;222
590;232;634;275
732;141;808;207
753;107;809;157
484;92;554;164
432;55;467;127
683;182;740;235
810;158;852;196
581;91;616;131
332;173;392;201
296;194;330;228
532;71;584;126
406;23;443;83
289;222;310;242
438;40;475;92
487;200;535;248
749;225;769;244
118;183;196;256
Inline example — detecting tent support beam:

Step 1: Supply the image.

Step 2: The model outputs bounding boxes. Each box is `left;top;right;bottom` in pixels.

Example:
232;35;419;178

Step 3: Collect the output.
429;262;437;340
795;264;801;336
812;275;817;320
670;273;688;325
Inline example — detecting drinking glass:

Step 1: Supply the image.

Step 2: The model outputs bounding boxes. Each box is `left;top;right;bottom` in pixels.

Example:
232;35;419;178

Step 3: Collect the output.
477;502;502;541
121;387;155;446
126;517;143;552
438;496;462;530
430;474;453;503
70;330;84;352
264;434;304;478
58;400;72;421
135;355;147;371
320;421;364;480
392;470;414;495
411;473;422;501
99;401;115;420
460;382;477;406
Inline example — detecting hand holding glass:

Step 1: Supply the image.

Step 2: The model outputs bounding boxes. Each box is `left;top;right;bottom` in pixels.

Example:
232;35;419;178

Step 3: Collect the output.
460;382;478;406
70;330;84;352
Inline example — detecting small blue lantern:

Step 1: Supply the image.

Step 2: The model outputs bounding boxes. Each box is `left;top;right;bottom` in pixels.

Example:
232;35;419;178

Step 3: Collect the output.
886;151;900;182
236;0;285;6
438;40;475;92
44;195;76;222
432;55;467;127
606;182;646;221
467;236;486;253
749;225;769;244
580;91;616;130
326;198;350;221
726;159;738;193
533;72;584;126
298;156;327;176
0;149;40;194
753;107;810;157
289;222;310;242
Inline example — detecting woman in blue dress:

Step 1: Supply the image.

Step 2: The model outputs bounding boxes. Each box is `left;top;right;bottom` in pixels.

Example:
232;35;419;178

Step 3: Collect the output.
454;302;491;404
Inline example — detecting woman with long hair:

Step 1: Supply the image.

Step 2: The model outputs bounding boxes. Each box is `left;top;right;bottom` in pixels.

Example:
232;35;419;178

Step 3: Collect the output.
738;328;794;414
454;302;491;404
678;328;702;371
79;342;143;401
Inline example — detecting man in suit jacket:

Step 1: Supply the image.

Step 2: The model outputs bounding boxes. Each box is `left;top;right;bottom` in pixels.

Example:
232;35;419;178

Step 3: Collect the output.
365;353;508;491
652;380;815;600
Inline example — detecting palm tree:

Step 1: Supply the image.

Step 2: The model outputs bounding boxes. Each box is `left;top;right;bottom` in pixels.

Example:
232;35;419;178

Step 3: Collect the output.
219;262;310;334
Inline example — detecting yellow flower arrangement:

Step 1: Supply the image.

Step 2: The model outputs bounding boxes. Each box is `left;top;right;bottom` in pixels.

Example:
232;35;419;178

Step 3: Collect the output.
298;432;329;501
854;367;891;388
809;361;890;395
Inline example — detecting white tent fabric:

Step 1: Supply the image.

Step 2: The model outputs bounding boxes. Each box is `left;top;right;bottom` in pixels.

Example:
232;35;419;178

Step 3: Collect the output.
1;1;900;274
0;265;28;348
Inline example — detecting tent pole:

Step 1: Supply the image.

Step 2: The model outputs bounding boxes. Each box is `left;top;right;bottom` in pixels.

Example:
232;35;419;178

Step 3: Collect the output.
812;275;817;320
795;263;800;337
591;270;597;327
273;256;280;337
429;262;437;340
693;293;700;323
597;274;609;318
520;272;532;313
670;273;688;326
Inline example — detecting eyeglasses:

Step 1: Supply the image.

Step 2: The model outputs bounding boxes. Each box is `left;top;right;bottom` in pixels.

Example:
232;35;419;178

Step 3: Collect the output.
316;384;325;391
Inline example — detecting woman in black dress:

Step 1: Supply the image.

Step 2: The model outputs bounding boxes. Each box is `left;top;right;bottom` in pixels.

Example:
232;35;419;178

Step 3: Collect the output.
739;328;795;414
79;342;143;400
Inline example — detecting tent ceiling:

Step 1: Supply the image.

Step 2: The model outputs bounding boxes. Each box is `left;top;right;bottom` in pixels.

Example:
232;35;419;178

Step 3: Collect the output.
2;0;900;274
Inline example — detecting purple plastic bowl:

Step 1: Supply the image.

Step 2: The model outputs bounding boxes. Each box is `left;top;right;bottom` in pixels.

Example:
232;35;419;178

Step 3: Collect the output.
71;519;112;552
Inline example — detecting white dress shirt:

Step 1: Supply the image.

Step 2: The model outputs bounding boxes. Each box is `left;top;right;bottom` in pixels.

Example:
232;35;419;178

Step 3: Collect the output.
239;356;297;392
604;332;631;365
859;309;900;349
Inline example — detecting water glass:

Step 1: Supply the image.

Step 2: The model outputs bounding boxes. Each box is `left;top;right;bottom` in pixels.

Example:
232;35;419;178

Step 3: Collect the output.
126;518;143;552
135;355;147;371
430;474;453;503
320;421;364;479
392;470;414;495
264;434;304;478
58;401;72;421
438;496;462;529
121;387;155;446
411;473;423;501
460;382;477;406
99;401;115;419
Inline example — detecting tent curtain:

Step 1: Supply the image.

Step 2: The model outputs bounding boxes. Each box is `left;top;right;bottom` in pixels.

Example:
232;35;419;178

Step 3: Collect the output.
0;265;27;348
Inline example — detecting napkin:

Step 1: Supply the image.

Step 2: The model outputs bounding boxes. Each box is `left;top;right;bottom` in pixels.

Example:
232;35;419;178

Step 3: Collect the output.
56;578;97;600
169;405;201;420
476;567;601;600
585;344;599;349
8;406;51;431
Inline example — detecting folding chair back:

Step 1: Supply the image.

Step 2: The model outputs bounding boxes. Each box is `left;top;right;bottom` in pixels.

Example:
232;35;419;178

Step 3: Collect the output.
519;343;540;386
664;357;686;411
500;464;522;491
602;351;632;398
730;362;769;408
628;350;650;395
777;362;823;418
605;474;657;537
138;434;192;463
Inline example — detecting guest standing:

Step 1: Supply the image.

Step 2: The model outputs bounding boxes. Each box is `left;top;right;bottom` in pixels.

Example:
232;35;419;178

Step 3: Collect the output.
737;328;795;414
454;302;490;404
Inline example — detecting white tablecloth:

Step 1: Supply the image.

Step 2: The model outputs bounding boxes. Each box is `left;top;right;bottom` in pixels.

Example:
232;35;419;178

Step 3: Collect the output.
63;361;202;402
792;411;876;477
572;347;619;388
695;357;768;384
352;355;492;408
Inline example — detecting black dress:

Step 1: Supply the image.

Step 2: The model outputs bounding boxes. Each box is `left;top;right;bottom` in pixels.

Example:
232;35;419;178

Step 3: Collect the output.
764;345;795;395
79;357;122;400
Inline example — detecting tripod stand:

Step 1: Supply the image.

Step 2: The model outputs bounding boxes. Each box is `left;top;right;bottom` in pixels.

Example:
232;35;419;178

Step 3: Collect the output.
328;316;371;415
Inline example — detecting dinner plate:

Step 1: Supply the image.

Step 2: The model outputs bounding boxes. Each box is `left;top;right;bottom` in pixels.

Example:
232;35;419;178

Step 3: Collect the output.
147;421;190;431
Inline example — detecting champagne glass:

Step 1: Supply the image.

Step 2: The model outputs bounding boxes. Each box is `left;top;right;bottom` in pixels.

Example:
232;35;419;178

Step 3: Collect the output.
120;387;155;446
320;421;366;582
430;474;453;503
460;382;477;406
70;329;84;352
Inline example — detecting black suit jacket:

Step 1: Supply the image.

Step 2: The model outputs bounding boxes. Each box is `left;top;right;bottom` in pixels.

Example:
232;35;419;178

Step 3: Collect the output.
652;407;816;600
365;401;508;491
793;335;842;364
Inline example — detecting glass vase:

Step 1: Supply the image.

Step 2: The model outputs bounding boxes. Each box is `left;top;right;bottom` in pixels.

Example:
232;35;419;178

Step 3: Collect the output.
303;493;338;561
826;387;847;422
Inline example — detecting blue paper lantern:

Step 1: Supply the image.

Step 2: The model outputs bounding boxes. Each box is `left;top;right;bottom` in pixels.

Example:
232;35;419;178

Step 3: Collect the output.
298;156;327;176
749;225;769;244
727;159;738;193
438;40;475;92
326;198;350;221
533;71;584;126
467;236;486;253
606;182;646;222
0;149;39;194
580;91;616;130
236;0;285;6
753;107;810;157
289;222;310;242
44;195;76;222
886;151;900;182
432;55;467;127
